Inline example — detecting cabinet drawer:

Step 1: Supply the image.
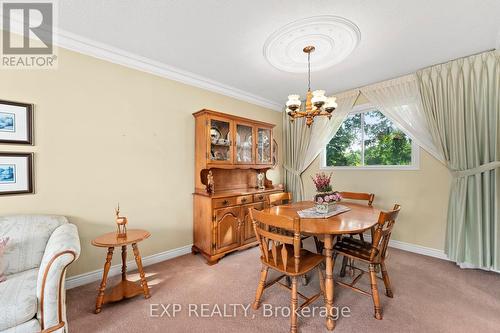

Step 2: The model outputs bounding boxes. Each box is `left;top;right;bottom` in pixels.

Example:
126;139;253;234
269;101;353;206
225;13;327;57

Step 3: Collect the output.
213;197;237;208
236;195;253;205
213;194;254;208
253;193;266;202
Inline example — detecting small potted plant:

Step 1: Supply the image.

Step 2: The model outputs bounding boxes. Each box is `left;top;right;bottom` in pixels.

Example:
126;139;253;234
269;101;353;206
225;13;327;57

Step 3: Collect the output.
312;172;342;214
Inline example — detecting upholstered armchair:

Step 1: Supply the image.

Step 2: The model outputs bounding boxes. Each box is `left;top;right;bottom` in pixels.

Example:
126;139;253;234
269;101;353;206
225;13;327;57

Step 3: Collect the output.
0;215;81;333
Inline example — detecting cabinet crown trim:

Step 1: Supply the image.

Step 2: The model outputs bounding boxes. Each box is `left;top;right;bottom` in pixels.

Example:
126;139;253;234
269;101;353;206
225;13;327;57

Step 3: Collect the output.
193;109;276;128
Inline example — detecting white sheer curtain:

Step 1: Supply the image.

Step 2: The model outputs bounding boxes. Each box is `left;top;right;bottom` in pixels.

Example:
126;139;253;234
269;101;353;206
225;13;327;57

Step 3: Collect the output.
360;74;443;161
303;90;360;168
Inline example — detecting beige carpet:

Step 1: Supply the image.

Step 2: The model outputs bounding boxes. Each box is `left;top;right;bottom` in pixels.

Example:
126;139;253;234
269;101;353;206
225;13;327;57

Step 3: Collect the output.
67;242;500;333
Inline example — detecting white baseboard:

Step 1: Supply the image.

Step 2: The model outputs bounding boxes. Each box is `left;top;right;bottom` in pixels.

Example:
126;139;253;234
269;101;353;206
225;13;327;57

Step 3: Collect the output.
66;244;193;289
363;234;450;261
384;237;500;273
387;238;449;261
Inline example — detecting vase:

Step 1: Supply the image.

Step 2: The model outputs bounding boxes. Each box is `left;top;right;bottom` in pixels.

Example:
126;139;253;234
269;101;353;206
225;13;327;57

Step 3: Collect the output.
315;201;337;214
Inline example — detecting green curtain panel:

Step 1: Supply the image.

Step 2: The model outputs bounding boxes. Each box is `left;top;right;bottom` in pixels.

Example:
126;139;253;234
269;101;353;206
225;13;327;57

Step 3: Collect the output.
417;50;500;270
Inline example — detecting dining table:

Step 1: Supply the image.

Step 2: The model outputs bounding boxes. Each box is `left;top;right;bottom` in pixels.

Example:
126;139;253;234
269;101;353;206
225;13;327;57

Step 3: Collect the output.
261;200;381;331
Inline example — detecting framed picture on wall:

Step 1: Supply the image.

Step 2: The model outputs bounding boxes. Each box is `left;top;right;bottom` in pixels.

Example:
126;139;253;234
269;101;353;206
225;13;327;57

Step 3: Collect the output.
0;153;33;195
0;100;33;145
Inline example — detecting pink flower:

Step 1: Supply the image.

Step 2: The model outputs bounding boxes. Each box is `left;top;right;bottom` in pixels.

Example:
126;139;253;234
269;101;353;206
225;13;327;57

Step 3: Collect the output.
324;195;330;202
317;197;323;204
311;172;333;192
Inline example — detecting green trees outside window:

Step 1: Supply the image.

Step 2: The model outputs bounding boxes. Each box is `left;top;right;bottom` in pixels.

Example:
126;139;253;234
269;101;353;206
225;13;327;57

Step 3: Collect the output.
325;110;412;167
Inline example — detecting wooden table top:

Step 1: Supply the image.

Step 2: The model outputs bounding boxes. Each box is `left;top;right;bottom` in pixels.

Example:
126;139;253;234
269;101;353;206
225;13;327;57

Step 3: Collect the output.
262;201;381;235
91;229;151;247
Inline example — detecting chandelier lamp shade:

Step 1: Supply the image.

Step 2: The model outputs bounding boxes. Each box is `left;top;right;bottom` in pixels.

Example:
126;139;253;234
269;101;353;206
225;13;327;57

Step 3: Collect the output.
285;45;337;126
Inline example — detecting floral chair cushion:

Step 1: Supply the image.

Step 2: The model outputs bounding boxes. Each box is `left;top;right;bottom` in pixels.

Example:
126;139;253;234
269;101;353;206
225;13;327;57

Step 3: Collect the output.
0;268;38;331
0;237;8;282
1;319;40;333
0;215;68;275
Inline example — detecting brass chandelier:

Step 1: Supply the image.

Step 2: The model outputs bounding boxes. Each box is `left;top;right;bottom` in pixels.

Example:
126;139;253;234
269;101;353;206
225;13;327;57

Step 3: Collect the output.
285;46;337;126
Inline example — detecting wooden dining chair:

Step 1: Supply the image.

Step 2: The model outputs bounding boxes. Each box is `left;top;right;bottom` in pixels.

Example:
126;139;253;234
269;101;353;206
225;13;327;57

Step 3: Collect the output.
268;192;311;285
249;208;325;333
339;191;375;207
333;204;401;320
267;192;293;208
314;192;376;256
338;192;376;245
336;192;376;276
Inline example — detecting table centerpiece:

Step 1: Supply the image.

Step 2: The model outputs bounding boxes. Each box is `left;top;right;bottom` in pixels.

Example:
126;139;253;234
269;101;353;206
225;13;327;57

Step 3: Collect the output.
312;172;342;214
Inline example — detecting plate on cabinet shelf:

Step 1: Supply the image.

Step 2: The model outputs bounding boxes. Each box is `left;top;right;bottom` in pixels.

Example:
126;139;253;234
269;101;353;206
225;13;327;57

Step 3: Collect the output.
210;127;221;143
236;133;252;144
258;131;270;144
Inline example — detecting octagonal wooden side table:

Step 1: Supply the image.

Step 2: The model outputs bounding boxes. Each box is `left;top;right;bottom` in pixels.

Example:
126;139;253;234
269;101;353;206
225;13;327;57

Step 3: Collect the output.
91;229;151;314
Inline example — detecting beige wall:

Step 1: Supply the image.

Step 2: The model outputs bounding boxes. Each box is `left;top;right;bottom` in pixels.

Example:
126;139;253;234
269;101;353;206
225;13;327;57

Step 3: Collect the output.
0;47;282;277
303;147;451;251
0;39;451;276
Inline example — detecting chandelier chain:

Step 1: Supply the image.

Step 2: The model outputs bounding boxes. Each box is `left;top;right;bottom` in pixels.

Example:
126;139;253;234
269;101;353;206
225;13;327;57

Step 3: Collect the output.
285;45;337;126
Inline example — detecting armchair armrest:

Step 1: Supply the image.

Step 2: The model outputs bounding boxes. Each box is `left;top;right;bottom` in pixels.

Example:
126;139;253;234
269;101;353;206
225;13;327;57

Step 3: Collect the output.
36;223;81;332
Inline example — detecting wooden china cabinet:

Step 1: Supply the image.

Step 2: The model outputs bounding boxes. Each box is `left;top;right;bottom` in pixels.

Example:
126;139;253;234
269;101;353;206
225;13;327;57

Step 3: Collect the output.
192;109;283;265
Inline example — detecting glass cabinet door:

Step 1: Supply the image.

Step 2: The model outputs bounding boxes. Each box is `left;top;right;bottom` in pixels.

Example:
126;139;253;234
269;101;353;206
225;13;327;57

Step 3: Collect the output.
209;118;232;163
235;123;254;163
256;127;272;164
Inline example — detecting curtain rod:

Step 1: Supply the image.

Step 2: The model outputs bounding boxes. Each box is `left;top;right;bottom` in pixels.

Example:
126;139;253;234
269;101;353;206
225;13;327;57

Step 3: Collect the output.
333;48;497;96
416;48;496;71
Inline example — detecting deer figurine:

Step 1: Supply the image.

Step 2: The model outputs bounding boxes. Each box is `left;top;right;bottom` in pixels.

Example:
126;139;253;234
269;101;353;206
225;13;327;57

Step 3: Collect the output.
115;204;128;238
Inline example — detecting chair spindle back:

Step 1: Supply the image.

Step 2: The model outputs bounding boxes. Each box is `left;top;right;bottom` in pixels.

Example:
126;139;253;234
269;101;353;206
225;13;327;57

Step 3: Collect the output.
370;204;401;261
249;208;301;273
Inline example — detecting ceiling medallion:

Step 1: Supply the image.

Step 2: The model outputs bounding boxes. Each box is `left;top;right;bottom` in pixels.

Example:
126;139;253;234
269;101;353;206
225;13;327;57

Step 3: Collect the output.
263;16;361;73
285;46;337;126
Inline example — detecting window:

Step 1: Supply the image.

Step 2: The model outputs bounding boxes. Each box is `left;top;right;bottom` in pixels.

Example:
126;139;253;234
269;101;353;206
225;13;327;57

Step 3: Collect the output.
322;106;419;170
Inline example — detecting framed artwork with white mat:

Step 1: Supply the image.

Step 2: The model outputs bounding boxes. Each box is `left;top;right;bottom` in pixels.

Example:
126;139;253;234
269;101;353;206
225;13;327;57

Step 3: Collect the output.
0;153;33;195
0;100;33;145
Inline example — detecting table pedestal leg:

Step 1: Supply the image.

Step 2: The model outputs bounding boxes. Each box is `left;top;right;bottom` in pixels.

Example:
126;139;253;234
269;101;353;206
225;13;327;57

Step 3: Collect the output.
324;234;335;330
132;243;150;299
121;245;127;281
95;247;114;314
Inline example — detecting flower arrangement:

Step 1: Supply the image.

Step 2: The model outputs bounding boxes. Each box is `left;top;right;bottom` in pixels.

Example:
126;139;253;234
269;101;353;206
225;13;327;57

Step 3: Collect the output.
312;172;332;193
314;192;342;204
312;172;342;213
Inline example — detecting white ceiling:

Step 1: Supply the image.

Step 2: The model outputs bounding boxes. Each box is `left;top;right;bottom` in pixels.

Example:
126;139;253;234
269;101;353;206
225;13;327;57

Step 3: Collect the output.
57;0;500;110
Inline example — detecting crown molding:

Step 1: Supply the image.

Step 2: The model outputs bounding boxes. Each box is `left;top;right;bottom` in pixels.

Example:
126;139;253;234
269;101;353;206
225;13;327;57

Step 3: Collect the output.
54;29;282;111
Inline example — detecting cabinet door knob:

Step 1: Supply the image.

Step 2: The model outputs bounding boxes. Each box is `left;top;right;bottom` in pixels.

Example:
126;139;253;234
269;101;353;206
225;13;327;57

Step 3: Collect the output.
241;198;247;203
258;195;264;200
222;200;229;206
